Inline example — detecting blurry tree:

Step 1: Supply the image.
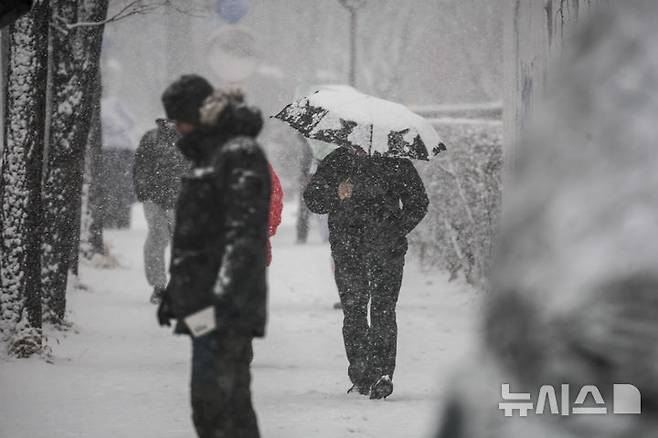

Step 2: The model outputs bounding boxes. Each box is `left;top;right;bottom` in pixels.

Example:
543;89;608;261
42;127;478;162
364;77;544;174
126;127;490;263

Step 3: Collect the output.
79;65;105;261
296;135;313;243
165;1;193;82
357;0;433;99
355;0;502;102
42;0;109;324
437;0;502;101
0;0;49;356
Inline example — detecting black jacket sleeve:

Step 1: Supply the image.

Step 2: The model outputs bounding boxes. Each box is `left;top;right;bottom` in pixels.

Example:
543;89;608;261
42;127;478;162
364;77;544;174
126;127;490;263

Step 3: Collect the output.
212;140;271;332
133;130;156;202
398;159;429;235
303;148;343;214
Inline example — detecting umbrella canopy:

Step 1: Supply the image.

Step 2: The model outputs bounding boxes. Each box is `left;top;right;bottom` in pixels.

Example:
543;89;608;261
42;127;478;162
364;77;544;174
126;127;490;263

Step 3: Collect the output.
274;88;446;161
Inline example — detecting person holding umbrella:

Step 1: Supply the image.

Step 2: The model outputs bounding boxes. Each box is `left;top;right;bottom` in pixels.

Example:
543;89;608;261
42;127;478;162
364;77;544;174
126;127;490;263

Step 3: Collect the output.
277;88;442;399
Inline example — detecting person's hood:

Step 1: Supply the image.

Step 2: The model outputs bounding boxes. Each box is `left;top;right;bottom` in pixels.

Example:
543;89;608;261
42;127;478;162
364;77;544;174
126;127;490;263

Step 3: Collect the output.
176;90;263;163
199;89;263;138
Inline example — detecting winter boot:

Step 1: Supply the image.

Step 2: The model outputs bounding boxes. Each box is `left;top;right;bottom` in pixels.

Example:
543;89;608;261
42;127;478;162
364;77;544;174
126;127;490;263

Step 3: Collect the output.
150;287;164;305
369;375;393;400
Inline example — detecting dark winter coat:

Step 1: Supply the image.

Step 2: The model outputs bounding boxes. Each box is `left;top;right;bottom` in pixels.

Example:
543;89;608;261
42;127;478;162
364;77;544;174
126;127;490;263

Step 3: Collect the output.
133;119;187;210
166;104;271;338
304;147;429;246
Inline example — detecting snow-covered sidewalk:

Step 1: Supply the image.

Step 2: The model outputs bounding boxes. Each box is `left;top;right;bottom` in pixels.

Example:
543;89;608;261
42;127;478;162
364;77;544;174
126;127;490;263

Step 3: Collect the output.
0;219;481;438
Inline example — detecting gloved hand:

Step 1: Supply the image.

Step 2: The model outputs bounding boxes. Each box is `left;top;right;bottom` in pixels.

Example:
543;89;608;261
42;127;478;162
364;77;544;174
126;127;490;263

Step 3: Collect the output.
157;288;174;327
338;178;353;200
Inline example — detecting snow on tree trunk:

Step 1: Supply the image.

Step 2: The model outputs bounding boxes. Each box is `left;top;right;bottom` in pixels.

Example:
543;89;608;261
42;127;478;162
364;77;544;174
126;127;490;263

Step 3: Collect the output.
79;66;104;259
0;1;49;357
503;0;605;174
41;0;108;324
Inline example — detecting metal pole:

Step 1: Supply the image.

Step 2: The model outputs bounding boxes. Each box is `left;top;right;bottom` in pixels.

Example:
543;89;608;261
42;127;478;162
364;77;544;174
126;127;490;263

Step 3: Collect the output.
349;7;356;87
338;0;366;87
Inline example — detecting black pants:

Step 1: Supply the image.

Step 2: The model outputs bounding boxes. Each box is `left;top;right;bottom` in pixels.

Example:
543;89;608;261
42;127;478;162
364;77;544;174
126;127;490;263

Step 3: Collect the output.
331;234;407;386
190;332;259;438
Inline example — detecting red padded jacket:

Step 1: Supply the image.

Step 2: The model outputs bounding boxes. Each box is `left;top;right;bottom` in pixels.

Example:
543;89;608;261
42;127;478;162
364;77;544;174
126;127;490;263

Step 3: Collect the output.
267;164;283;266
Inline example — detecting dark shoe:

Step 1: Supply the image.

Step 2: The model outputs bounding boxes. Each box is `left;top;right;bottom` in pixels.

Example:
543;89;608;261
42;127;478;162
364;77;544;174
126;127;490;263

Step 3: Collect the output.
347;383;370;396
150;287;164;305
370;375;393;400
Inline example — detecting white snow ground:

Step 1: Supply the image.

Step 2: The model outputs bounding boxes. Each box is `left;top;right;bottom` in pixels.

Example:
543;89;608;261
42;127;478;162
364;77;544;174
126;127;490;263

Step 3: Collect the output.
0;204;481;438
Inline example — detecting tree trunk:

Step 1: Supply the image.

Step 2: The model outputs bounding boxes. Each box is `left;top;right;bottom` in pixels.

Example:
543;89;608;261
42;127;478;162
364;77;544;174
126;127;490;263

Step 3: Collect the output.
0;29;7;162
79;66;104;260
296;138;313;243
42;0;108;324
165;4;192;83
0;0;49;357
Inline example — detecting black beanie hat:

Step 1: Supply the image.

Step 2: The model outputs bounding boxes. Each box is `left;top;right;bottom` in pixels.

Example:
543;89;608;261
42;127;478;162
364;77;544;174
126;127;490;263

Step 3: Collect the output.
161;74;214;125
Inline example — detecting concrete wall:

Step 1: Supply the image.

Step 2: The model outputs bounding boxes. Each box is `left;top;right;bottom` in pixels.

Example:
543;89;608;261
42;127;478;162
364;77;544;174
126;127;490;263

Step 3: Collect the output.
503;0;604;173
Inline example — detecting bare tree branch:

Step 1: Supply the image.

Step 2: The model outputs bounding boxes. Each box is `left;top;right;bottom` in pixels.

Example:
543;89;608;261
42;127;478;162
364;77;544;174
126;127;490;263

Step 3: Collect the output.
51;0;207;33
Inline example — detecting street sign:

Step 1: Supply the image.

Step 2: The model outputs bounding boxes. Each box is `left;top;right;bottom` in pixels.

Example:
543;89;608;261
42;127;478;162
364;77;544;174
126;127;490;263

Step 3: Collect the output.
216;0;249;24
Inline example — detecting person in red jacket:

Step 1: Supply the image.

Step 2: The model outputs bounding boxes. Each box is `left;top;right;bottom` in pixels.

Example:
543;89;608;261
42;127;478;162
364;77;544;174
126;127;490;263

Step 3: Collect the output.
267;164;283;266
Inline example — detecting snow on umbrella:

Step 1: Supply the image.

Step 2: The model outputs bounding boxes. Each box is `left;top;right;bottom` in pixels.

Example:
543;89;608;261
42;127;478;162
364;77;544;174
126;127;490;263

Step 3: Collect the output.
274;88;446;161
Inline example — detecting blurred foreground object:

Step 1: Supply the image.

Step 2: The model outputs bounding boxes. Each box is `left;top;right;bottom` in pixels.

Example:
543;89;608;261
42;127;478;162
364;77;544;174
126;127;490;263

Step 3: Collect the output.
437;1;658;436
0;0;33;29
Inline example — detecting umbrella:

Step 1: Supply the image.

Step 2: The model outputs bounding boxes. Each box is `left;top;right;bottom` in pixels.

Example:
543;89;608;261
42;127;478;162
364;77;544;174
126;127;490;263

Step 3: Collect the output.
274;88;446;161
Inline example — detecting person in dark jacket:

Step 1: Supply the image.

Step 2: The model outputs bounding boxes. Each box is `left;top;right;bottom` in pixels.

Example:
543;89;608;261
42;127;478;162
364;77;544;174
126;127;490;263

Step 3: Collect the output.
157;75;271;438
304;145;428;399
133;118;186;303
